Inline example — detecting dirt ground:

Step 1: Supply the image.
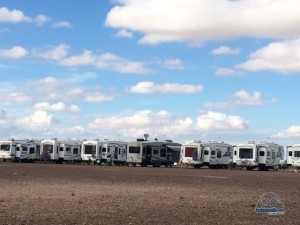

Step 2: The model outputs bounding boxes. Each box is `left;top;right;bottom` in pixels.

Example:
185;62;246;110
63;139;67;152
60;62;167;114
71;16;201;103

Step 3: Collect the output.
0;163;299;225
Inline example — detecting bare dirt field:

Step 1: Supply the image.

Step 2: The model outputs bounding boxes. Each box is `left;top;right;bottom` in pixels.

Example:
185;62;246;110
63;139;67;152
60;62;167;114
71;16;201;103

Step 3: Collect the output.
0;163;299;225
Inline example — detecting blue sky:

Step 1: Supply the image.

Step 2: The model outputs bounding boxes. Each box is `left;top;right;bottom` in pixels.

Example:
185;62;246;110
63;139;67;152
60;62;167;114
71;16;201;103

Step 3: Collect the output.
0;0;300;146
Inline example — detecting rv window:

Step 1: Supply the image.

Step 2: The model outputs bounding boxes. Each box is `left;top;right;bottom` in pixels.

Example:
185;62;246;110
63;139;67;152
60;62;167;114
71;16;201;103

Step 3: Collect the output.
153;149;159;155
29;147;35;154
16;147;20;151
267;151;271;157
102;148;107;153
294;151;300;157
60;147;64;152
185;147;197;157
288;151;292;156
211;150;216;155
223;151;231;157
129;147;140;154
234;151;236;156
259;151;265;156
43;144;53;153
0;145;10;151
239;148;253;159
217;151;221;158
66;147;71;152
73;148;79;154
204;150;209;155
84;145;96;155
22;147;27;152
160;149;166;157
272;152;275;159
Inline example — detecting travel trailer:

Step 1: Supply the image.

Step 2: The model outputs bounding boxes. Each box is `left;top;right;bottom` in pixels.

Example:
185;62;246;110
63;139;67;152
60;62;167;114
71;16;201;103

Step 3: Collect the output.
14;140;41;162
41;139;82;163
0;139;34;161
180;141;202;167
126;139;181;167
235;141;284;170
81;140;102;163
183;141;233;168
100;141;128;165
287;144;300;168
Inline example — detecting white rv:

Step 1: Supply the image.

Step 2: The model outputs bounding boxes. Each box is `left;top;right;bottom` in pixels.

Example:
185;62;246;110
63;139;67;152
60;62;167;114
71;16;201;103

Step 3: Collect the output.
189;141;233;169
235;141;284;170
180;141;203;168
81;140;102;163
14;140;41;162
287;144;300;168
126;139;181;167
41;139;82;163
100;141;128;165
0;139;32;161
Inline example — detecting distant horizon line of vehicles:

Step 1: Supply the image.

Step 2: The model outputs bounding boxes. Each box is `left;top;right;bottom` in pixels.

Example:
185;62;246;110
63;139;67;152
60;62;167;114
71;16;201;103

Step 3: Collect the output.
0;137;299;169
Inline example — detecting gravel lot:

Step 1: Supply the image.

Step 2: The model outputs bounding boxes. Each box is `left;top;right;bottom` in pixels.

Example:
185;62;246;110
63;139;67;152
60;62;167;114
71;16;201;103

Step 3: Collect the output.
0;163;298;225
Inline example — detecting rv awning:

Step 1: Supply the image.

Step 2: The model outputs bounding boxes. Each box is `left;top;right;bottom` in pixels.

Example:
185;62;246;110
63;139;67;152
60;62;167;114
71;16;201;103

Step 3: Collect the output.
165;145;181;152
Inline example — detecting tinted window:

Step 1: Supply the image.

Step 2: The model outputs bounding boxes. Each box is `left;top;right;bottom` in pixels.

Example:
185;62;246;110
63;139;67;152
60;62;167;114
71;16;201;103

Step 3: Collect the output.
30;147;35;154
259;151;265;156
84;145;96;155
73;148;79;154
129;147;140;154
211;150;216;155
289;151;292;156
239;148;253;159
295;151;300;157
204;150;209;155
160;149;166;157
217;151;221;158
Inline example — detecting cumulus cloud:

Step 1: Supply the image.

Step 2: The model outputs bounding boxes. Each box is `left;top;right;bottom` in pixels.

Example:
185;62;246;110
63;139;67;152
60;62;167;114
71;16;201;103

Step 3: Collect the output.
105;0;300;45
0;7;31;23
33;44;69;60
88;110;248;138
129;82;203;94
163;59;184;70
196;111;248;131
210;46;240;55
34;102;81;112
204;90;264;109
0;46;28;58
115;29;133;38
34;14;51;26
32;76;61;90
236;39;300;73
59;51;151;74
15;111;53;129
272;126;300;138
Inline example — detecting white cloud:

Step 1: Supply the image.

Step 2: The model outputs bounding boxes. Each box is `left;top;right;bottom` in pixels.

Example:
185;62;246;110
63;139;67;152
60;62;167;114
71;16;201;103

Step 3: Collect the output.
196;111;248;131
33;44;69;60
234;90;263;106
205;90;264;109
84;92;114;103
34;14;51;26
32;76;61;90
163;59;184;70
105;0;300;45
88;110;248;138
0;46;28;58
15;111;53;129
59;51;151;74
129;82;203;94
3;92;32;103
115;29;133;38
272;126;300;138
52;21;72;28
34;102;81;112
236;39;300;73
0;7;31;23
210;46;240;55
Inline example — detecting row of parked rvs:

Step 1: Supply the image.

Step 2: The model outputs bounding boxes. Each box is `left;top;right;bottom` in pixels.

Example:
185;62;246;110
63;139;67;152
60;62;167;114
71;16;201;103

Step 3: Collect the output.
0;138;300;169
